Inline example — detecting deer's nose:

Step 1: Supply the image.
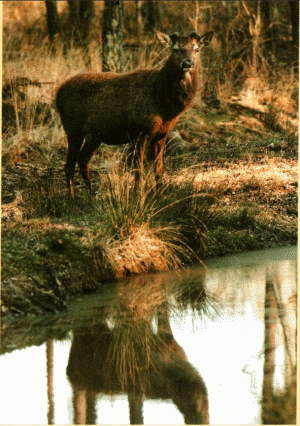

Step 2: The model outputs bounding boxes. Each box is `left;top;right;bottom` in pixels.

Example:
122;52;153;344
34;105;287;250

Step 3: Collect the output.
181;59;194;70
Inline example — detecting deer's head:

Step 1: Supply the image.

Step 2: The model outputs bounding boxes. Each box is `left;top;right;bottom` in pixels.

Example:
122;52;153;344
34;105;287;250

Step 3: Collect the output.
156;30;213;73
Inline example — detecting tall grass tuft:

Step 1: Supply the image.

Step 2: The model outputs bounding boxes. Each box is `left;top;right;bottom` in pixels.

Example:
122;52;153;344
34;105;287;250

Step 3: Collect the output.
92;153;217;273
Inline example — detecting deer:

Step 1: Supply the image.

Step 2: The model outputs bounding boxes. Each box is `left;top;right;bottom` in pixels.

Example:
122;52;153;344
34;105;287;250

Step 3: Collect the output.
67;272;210;424
67;305;209;425
55;30;213;197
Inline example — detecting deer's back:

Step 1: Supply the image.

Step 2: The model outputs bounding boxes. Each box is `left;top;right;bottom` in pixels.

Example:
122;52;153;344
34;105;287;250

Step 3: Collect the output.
56;69;188;139
56;70;158;121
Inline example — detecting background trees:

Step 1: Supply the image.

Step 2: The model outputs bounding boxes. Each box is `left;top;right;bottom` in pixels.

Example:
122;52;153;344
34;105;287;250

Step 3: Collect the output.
102;0;124;72
41;1;298;75
3;1;298;142
45;0;59;45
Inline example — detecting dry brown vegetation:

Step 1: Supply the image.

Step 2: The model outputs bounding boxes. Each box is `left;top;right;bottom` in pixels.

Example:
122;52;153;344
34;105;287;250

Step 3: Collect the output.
2;1;298;317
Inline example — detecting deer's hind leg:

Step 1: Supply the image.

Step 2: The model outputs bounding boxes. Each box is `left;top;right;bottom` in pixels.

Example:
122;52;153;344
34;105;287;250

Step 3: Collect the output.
65;131;85;198
77;133;101;194
132;135;148;189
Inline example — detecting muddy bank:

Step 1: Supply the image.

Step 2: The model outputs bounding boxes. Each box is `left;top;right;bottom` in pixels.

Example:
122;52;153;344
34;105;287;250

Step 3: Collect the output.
2;210;297;318
1;218;184;317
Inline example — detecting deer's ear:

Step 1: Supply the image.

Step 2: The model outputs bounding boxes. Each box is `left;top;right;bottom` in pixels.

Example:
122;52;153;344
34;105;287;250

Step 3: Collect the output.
189;31;201;42
199;31;213;47
169;32;180;45
155;31;171;47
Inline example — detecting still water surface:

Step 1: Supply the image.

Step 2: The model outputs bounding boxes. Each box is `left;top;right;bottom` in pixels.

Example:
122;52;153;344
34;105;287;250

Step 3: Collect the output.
0;246;297;425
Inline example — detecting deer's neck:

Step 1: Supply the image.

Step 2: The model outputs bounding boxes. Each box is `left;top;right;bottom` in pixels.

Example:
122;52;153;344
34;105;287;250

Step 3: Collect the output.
158;61;198;118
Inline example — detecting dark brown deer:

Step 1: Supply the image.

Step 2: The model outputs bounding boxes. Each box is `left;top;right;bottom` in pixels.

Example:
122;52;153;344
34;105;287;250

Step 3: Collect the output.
67;272;210;424
56;30;213;197
67;305;209;425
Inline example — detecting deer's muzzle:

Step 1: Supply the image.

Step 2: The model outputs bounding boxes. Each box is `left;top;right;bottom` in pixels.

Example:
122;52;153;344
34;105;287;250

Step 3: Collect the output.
181;59;194;71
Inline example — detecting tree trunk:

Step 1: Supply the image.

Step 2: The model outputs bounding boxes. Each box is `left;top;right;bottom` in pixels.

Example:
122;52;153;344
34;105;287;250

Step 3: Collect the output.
67;0;80;43
135;0;143;41
46;339;55;425
242;0;262;75
102;0;124;72
79;0;95;42
66;0;94;67
289;0;299;70
45;0;59;44
141;0;161;33
261;0;273;54
79;0;95;68
261;268;277;424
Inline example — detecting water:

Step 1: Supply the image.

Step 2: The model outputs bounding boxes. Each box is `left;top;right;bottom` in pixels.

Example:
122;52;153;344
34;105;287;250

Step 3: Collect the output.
1;246;297;425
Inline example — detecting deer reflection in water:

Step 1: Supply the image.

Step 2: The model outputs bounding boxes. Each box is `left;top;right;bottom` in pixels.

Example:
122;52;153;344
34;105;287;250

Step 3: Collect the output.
67;271;210;424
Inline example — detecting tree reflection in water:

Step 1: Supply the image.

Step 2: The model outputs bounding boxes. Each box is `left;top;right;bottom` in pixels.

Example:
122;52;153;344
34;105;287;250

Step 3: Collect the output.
261;265;296;425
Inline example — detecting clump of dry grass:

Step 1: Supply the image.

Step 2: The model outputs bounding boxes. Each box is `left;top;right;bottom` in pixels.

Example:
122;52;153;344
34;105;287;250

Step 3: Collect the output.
90;153;217;277
107;224;183;278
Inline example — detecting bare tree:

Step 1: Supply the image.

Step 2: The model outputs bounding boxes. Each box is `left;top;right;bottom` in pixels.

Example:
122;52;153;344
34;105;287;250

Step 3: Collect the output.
289;0;299;70
241;0;262;76
67;0;80;42
67;0;94;45
141;0;161;33
260;0;273;54
46;339;54;425
79;0;95;42
45;0;59;46
135;0;143;42
66;0;94;67
102;0;124;72
261;268;277;424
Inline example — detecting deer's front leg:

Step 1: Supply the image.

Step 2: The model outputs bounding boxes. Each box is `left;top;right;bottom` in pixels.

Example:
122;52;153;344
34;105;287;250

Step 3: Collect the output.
128;393;144;424
154;136;167;189
133;136;148;188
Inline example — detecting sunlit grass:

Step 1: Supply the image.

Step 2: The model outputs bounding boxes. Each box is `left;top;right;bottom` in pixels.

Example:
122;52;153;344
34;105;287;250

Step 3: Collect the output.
2;0;297;277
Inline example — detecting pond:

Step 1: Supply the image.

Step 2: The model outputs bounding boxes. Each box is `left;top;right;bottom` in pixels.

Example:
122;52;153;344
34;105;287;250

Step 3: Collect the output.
0;246;297;425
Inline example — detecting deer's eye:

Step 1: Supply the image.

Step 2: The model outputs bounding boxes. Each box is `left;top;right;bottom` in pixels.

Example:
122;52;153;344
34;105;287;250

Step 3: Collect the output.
193;45;200;52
